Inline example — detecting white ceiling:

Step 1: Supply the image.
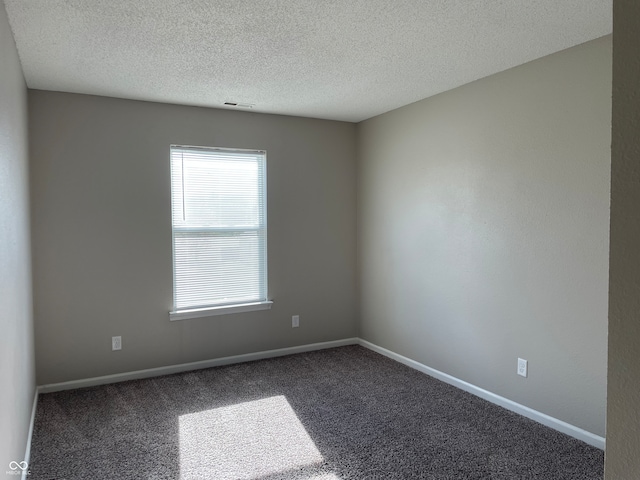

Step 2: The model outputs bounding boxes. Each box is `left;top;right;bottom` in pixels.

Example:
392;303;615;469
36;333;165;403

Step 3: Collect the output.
4;0;611;122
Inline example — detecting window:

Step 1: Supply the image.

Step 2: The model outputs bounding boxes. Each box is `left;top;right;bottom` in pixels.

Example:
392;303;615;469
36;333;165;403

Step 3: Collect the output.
169;145;271;320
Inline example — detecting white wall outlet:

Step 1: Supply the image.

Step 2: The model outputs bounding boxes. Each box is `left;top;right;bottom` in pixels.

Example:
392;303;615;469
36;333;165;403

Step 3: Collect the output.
517;358;528;377
292;315;300;328
112;336;122;351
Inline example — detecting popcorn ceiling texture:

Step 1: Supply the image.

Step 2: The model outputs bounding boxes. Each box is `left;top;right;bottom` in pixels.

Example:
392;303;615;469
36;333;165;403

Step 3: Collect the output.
3;0;611;122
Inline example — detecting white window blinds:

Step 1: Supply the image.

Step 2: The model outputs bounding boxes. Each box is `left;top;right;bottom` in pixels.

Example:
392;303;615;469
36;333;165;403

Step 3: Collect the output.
170;146;267;312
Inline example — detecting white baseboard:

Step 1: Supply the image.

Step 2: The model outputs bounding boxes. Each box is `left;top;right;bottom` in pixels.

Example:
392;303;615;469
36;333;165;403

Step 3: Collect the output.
38;338;359;394
22;388;38;480
358;339;605;450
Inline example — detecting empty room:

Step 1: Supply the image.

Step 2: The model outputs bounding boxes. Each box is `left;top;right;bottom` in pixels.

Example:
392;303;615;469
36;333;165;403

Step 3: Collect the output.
1;0;639;479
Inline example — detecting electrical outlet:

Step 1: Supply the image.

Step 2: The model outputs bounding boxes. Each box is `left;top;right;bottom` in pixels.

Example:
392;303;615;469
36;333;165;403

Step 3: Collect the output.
112;336;122;351
292;315;300;328
517;358;528;377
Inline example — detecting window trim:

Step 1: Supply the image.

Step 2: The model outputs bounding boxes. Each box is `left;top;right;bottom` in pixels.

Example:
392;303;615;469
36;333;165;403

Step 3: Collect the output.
169;145;270;319
169;300;273;321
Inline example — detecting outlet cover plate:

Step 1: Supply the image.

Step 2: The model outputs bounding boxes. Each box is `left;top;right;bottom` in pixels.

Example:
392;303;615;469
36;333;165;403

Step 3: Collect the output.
112;336;122;351
517;358;528;377
292;315;300;328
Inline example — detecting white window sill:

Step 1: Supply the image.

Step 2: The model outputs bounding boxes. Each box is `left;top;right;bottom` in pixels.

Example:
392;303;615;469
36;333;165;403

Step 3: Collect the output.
169;301;273;321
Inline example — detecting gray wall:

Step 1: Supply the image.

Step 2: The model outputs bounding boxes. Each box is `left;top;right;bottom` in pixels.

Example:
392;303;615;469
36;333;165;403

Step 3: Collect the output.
29;91;357;385
357;36;611;436
0;0;35;470
606;0;640;476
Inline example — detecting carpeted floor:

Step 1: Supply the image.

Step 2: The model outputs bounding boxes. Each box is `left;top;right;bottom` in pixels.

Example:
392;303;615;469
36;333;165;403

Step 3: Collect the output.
29;346;604;479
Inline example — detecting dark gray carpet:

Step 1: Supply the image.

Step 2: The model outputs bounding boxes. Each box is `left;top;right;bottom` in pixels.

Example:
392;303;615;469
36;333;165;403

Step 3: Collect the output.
29;346;604;479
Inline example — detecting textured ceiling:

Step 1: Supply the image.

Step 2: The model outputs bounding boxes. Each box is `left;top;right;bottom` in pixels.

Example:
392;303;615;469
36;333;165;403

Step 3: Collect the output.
4;0;611;122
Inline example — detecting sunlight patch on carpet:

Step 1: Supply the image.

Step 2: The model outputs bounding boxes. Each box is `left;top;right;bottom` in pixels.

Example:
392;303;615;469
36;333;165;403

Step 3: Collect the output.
179;395;324;479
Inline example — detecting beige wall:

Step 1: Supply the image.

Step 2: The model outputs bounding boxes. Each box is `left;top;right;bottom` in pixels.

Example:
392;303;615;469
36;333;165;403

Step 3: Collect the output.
0;0;35;470
606;0;640;477
357;36;611;436
29;91;357;385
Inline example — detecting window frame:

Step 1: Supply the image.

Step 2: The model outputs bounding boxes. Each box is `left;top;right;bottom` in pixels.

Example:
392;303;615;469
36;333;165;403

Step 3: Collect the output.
168;145;272;321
